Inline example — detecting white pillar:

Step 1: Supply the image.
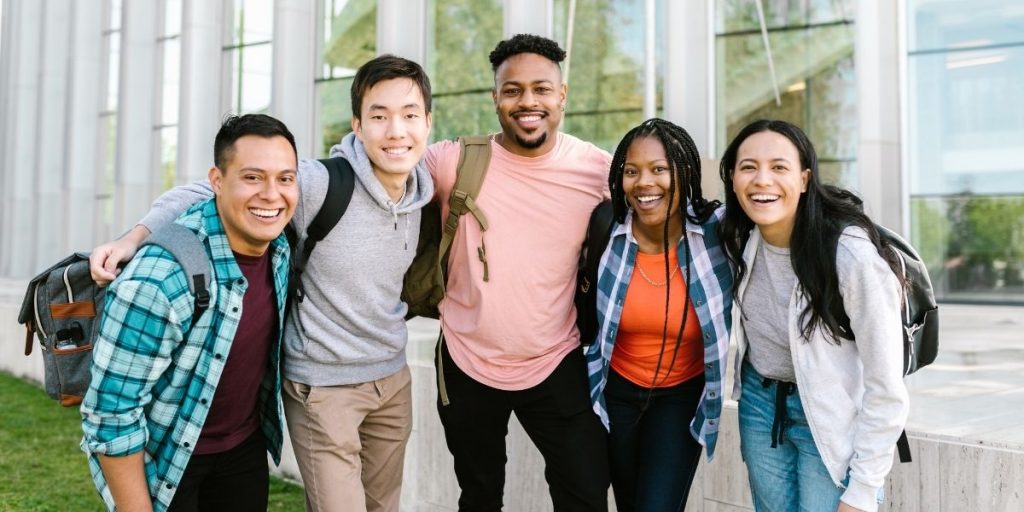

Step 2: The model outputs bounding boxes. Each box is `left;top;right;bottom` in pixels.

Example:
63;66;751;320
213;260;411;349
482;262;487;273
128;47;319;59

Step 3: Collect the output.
33;0;73;265
856;0;903;232
64;0;105;252
272;0;316;157
664;0;719;199
503;0;552;38
377;0;427;64
177;0;223;183
0;0;43;276
114;0;160;233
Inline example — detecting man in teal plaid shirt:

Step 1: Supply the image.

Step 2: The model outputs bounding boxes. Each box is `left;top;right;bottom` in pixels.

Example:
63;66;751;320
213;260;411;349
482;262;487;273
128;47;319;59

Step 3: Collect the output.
80;114;298;512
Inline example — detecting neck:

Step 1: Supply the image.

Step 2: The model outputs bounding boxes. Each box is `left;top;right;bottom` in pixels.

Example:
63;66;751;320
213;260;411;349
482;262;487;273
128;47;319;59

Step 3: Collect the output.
373;169;409;203
631;216;684;254
759;223;794;248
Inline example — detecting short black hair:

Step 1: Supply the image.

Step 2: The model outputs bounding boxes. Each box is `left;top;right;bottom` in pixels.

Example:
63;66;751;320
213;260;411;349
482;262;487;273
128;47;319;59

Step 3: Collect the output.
489;34;566;72
213;114;297;169
351;54;432;120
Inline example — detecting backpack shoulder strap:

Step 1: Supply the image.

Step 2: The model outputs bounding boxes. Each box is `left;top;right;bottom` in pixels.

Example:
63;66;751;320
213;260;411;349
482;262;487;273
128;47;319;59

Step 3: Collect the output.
290;156;356;302
143;222;212;318
440;136;493;279
585;201;615;282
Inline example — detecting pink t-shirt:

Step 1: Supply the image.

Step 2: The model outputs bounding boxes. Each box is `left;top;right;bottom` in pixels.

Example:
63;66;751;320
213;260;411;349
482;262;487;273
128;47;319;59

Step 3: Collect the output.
426;133;611;390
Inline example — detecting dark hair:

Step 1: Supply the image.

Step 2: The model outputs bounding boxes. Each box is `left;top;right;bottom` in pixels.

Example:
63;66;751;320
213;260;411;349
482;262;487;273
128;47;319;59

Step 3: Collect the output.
350;54;432;120
214;114;297;170
609;118;719;388
489;34;566;72
717;119;901;343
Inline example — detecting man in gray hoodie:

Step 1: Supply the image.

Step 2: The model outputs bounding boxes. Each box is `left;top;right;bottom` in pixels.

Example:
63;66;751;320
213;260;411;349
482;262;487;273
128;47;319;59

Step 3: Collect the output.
89;55;434;512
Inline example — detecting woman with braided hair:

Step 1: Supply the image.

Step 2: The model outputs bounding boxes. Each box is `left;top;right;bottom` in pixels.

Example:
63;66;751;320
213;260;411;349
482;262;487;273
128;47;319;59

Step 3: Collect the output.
583;118;734;511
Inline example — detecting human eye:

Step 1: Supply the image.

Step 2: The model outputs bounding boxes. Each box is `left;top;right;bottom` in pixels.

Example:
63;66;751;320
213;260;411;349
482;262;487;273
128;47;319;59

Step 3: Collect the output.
279;174;296;184
623;167;639;177
503;87;521;97
737;163;756;172
535;86;552;95
654;166;670;174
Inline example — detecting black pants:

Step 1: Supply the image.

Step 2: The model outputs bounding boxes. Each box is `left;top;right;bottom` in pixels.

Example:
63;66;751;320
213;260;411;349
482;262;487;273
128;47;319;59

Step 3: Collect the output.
166;430;269;512
436;339;610;512
605;369;704;512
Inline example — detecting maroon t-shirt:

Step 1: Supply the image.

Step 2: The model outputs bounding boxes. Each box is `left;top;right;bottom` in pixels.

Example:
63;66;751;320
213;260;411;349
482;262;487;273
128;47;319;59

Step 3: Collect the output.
194;250;276;455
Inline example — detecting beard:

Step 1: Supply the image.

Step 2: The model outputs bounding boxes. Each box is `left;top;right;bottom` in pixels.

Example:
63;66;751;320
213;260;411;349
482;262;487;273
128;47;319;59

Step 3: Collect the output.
513;131;547;150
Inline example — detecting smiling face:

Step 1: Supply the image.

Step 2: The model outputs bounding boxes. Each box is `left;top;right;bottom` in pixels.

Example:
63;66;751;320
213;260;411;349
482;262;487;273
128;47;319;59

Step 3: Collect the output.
492;52;566;157
210;134;298;256
351;77;432;182
731;130;810;247
623;136;683;244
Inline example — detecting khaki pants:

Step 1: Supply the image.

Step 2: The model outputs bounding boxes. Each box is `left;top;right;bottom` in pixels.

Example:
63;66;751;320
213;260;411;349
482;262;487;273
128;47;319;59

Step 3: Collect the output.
282;367;413;512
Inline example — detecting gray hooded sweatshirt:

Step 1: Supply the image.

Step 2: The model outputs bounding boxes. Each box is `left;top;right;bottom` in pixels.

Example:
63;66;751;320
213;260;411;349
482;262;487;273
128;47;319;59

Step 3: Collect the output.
138;133;434;386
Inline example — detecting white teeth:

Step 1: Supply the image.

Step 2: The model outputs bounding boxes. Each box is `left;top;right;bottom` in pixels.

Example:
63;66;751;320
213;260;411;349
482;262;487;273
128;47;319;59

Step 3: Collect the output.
250;208;280;218
750;194;779;202
516;114;541;122
636;195;663;203
383;147;409;156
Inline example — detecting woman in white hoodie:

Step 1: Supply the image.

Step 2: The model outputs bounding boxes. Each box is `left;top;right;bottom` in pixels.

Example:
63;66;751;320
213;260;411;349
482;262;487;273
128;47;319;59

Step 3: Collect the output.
717;120;909;512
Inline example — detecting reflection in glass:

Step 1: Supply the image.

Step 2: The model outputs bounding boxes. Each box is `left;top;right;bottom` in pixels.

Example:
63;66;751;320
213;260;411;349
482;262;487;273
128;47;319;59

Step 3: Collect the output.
427;0;502;142
908;0;1024;53
160;126;178;191
317;0;376;156
716;0;855;34
553;0;664;152
232;0;273;46
228;43;272;114
715;2;856;186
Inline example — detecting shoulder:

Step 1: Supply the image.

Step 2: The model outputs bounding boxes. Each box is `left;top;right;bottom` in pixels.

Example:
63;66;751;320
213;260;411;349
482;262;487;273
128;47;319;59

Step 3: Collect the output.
835;225;899;288
836;225;882;262
560;133;612;168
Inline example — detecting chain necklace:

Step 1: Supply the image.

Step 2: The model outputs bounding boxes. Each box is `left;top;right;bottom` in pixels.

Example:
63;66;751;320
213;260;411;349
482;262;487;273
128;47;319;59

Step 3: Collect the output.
636;263;678;287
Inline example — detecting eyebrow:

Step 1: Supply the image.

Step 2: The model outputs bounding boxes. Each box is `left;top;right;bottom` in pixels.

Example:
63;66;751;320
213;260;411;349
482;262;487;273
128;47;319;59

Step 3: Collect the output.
738;157;792;164
500;79;555;87
367;103;422;112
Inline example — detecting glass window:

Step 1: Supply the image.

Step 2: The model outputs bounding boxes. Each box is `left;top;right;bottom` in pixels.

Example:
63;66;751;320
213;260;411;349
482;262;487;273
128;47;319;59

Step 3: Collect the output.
715;0;857;186
427;0;502;142
157;0;181;191
96;0;123;242
552;0;665;151
907;0;1024;303
316;0;377;157
224;0;273;115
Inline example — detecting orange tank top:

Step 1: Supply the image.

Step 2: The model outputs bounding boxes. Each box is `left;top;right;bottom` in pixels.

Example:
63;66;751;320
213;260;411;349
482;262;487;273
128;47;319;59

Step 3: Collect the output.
610;250;704;388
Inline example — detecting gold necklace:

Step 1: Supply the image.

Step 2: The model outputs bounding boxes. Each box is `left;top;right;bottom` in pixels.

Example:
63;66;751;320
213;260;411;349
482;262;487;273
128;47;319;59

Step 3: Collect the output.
636;263;678;287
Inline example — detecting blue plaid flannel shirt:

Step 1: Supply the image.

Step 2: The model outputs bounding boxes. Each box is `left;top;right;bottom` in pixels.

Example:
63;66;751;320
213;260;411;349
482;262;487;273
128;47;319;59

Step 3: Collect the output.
80;199;288;511
584;206;733;459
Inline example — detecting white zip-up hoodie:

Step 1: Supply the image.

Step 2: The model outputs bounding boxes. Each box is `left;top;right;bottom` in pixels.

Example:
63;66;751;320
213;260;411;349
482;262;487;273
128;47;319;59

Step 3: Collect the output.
731;226;910;512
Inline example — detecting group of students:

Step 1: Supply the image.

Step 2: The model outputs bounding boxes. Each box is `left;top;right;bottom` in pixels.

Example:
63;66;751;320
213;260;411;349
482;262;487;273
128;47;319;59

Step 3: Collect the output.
79;33;908;512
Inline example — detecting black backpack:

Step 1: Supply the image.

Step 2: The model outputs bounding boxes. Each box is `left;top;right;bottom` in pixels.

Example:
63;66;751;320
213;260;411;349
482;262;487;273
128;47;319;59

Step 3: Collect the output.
575;201;614;346
841;224;940;463
17;223;212;406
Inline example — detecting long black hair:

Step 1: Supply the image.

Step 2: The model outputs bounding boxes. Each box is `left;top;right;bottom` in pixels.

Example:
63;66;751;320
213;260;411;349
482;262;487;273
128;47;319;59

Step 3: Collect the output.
609;118;719;388
718;119;901;343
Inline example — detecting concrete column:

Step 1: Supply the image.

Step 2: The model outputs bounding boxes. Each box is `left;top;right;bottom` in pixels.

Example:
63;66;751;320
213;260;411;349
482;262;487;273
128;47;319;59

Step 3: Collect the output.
33;0;72;265
377;0;427;64
664;0;713;157
0;0;43;277
64;0;105;252
503;0;552;38
177;0;223;183
856;0;903;233
114;1;160;233
272;0;316;157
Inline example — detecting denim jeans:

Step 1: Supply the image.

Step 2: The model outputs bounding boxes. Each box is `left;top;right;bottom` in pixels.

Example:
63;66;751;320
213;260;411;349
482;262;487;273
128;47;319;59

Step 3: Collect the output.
604;369;704;512
738;360;844;512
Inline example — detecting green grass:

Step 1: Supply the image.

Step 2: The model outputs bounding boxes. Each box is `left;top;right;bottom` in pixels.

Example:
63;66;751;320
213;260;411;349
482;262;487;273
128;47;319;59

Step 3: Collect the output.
0;372;306;511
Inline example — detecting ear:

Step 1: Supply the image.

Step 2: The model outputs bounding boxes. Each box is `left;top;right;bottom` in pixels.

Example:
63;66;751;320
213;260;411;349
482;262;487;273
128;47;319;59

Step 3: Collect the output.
351;116;362;137
559;82;568;108
801;169;811;192
208;166;223;194
425;111;433;132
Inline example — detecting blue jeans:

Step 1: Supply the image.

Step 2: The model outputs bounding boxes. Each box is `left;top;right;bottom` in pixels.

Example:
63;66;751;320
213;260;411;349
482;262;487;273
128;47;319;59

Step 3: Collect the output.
604;369;704;512
738;360;844;512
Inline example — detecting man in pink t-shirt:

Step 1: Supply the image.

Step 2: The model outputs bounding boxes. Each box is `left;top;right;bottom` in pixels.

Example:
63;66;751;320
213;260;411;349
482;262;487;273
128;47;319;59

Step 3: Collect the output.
425;34;611;511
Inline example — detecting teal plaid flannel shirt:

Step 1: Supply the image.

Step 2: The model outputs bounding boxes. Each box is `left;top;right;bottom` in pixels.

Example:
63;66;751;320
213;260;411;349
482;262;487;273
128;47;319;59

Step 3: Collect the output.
583;205;733;460
80;199;289;511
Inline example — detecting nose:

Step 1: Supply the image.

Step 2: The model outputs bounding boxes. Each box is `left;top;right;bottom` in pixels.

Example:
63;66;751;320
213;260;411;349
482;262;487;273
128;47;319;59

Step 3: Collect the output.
386;116;407;139
518;89;538;108
752;166;772;186
259;177;281;199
